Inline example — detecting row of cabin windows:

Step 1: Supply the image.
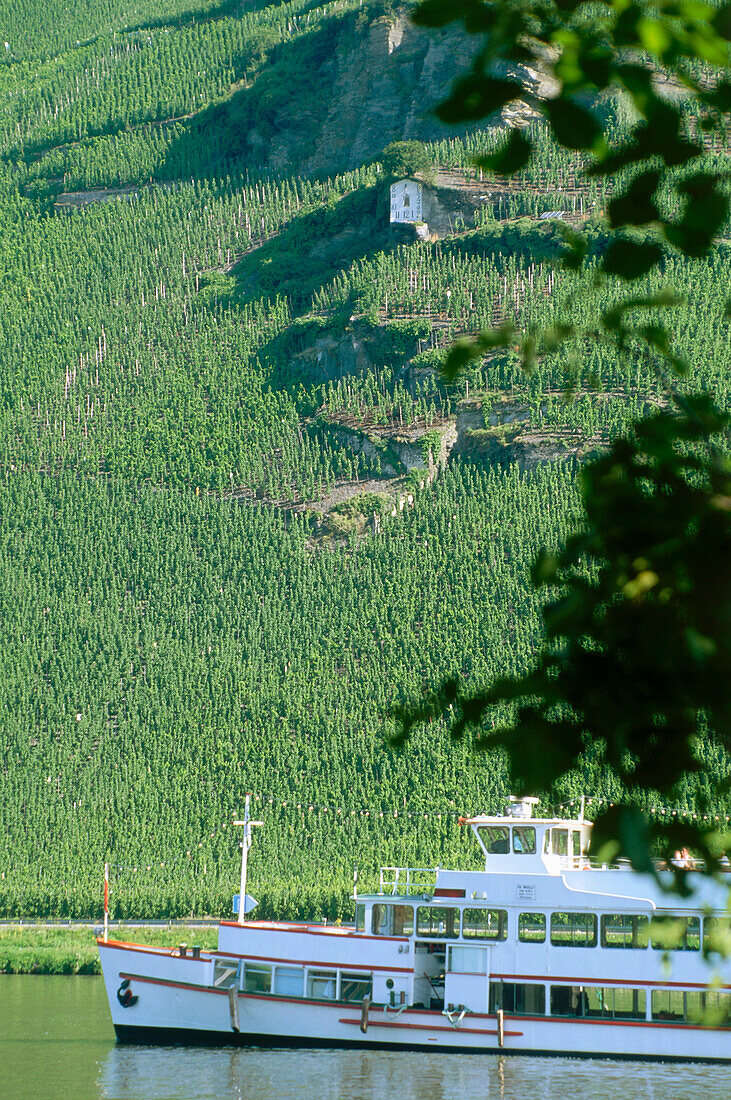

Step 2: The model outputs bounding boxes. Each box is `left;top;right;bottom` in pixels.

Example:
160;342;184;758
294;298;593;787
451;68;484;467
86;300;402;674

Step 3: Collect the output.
489;983;731;1025
364;903;709;951
236;961;372;1003
369;904;507;940
218;958;731;1023
477;825;583;857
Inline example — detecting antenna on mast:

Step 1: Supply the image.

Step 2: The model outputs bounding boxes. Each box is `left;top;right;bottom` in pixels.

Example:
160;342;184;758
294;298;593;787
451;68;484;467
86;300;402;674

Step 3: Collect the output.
233;794;263;925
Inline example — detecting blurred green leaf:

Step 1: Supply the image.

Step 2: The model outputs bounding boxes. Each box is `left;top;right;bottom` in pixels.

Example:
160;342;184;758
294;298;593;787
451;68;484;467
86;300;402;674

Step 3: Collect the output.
439;338;484;382
608;170;661;228
602;238;664;279
412;0;466;28
436;74;523;123
414;0;498;32
545;97;602;149
615;2;645;48
703;78;731;111
712;2;731;39
664;173;729;257
474;129;532;174
589;806;656;876
556;223;589;271
403;0;731;888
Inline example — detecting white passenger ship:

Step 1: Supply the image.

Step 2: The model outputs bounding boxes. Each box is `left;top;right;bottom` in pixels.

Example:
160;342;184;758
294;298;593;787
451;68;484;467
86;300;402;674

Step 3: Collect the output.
98;797;731;1061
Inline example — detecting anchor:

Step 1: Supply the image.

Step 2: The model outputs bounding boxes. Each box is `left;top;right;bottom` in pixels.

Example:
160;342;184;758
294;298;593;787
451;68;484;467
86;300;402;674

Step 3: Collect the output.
116;979;138;1008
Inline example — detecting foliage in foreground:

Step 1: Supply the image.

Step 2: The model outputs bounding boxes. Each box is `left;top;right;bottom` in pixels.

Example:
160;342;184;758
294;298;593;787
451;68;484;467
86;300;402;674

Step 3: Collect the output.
395;0;731;875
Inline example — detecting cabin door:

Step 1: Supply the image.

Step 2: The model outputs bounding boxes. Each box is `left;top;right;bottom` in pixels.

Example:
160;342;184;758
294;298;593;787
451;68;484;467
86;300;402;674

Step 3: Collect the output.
413;942;448;1009
444;944;490;1014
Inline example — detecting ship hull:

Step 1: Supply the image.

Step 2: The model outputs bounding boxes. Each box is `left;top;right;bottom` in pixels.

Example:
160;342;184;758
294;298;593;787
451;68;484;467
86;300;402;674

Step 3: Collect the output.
100;942;730;1062
111;1022;730;1063
109;1020;729;1064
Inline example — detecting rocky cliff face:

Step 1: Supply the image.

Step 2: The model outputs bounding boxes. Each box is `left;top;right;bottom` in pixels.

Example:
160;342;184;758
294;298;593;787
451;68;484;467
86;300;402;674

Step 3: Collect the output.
247;11;480;176
306;14;477;176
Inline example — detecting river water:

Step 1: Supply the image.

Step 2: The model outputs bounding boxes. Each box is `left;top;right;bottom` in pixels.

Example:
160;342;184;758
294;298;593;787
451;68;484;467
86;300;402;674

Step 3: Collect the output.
3;975;730;1100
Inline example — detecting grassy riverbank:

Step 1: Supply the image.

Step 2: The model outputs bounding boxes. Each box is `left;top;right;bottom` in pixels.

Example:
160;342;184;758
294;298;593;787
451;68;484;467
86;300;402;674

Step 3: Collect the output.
0;925;219;975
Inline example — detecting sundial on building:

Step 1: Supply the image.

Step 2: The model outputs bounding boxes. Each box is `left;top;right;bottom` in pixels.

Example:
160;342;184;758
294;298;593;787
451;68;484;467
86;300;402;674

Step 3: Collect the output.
389;178;423;223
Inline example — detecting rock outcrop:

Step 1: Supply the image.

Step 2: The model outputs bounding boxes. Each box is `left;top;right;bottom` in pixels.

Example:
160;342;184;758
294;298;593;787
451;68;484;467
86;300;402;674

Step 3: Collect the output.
306;14;477;176
245;11;480;176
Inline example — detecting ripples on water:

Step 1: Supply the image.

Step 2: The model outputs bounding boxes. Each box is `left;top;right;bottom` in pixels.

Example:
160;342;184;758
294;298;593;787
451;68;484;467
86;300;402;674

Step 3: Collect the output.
100;1047;731;1100
99;1047;731;1100
2;976;729;1100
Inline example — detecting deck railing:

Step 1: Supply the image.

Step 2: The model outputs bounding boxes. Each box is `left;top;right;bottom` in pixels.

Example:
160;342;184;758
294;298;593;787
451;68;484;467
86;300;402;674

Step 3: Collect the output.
379;867;439;895
545;854;594;872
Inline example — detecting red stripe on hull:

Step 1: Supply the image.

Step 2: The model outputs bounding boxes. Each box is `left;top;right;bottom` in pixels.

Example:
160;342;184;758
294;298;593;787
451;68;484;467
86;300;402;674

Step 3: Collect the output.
103;938;412;974
213;949;412;974
118;971;399;1010
220;920;408;943
99;938;210;962
502;1013;731;1032
339;1018;522;1037
491;971;731;990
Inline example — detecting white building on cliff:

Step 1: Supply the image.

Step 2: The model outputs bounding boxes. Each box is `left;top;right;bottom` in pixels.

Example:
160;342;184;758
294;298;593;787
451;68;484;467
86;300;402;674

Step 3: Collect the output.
389;178;423;223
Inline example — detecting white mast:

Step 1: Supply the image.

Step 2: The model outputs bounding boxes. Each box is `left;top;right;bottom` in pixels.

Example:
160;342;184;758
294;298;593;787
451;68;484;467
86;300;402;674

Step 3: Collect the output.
233;794;263;924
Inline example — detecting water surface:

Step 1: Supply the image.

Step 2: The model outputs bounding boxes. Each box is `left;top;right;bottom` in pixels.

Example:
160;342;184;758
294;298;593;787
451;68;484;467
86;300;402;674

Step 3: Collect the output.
2;975;730;1099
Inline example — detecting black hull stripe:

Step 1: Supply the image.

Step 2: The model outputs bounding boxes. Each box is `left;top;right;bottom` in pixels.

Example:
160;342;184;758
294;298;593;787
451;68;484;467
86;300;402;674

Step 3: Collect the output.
112;1024;731;1063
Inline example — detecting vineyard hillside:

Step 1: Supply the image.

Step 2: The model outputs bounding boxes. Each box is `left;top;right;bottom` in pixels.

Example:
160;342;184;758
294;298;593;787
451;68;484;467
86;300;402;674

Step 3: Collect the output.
0;0;730;920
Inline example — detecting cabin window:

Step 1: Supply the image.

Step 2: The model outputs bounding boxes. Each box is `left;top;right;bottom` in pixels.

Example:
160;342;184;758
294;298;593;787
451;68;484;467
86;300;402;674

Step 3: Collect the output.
652;989;731;1024
372;903;413;936
372;904;387;935
478;826;510;854
513;826;536;854
355;904;365;932
700;990;731;1025
341;973;372;1003
212;959;240;989
551;985;586;1016
572;831;582;857
462;908;507;941
416;905;459;938
449;945;488;974
490;982;545;1015
587;986;645;1020
550;829;569;856
650;916;700;951
550;912;597;947
651;989;688;1022
601;914;649;949
273;966;304;997
307;969;337;1000
703;916;731;955
392;904;413;936
518;912;546;943
551;985;645;1019
242;963;271;994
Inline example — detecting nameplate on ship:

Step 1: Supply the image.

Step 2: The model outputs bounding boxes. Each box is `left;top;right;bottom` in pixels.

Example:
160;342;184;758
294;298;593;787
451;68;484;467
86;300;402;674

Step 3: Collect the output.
516;884;535;901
